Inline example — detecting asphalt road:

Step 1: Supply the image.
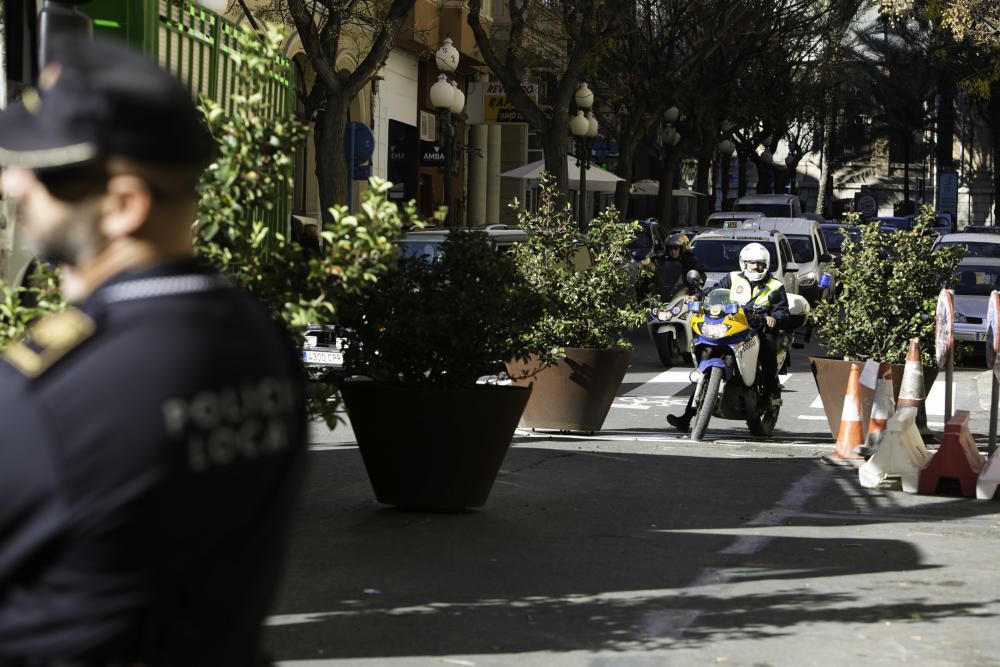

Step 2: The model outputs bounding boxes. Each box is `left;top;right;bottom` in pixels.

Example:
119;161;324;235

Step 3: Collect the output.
263;331;1000;666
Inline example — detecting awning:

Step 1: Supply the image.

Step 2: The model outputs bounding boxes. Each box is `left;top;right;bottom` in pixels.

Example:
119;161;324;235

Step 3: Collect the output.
500;156;624;193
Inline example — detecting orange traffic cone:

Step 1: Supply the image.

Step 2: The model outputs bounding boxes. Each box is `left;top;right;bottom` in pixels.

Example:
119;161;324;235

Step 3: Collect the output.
898;338;935;440
833;363;865;459
855;363;895;458
898;338;925;412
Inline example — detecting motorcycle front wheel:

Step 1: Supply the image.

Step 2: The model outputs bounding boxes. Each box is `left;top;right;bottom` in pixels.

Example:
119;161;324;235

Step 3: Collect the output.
691;366;723;441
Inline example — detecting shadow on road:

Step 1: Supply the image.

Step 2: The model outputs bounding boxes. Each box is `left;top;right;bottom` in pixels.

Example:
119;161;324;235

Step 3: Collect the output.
264;446;999;661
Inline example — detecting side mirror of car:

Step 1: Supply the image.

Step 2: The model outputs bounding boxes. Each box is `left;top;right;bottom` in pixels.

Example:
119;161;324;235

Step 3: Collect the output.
819;252;834;263
685;269;704;288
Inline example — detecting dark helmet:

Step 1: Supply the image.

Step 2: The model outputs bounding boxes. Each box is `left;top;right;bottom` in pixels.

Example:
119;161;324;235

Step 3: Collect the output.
665;233;689;251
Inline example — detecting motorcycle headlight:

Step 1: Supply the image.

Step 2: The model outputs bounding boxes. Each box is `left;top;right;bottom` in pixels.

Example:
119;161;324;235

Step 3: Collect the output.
798;271;817;286
955;312;968;323
671;304;682;316
700;322;730;338
658;310;671;321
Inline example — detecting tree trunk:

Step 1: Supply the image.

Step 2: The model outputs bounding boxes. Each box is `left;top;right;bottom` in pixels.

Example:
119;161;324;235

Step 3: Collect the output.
816;93;834;216
737;150;748;198
657;149;681;228
936;80;956;172
315;94;350;223
540;117;569;209
695;143;713;224
614;143;637;219
902;131;911;205
991;81;1000;223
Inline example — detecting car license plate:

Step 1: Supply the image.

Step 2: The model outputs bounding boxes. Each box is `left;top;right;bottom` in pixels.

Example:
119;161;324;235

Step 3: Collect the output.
976;332;988;341
304;350;343;365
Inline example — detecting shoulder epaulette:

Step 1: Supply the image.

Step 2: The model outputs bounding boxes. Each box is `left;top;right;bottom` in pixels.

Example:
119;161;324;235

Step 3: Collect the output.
2;308;96;378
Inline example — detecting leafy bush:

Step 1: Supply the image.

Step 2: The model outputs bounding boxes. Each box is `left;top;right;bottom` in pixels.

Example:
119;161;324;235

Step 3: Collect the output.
339;230;546;386
510;177;649;364
193;25;415;426
811;206;964;364
0;264;63;349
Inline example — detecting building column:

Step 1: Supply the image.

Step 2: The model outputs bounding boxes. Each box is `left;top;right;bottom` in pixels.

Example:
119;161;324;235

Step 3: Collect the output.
467;124;488;226
486;124;502;225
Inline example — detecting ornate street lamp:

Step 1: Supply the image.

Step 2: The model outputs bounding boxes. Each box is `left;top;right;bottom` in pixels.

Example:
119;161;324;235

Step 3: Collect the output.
571;83;597;232
431;39;462;225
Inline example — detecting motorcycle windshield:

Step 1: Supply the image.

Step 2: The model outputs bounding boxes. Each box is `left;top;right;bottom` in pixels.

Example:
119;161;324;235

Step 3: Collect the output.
654;260;684;300
704;289;733;308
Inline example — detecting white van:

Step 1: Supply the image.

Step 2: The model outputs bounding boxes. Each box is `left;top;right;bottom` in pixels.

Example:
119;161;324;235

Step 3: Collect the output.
752;217;836;305
733;194;803;218
689;227;800;296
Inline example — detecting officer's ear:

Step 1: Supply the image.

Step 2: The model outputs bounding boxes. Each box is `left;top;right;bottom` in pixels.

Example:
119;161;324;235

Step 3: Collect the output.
100;174;152;238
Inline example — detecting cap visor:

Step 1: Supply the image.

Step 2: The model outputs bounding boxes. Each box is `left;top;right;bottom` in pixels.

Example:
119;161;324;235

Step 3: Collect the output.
0;101;97;169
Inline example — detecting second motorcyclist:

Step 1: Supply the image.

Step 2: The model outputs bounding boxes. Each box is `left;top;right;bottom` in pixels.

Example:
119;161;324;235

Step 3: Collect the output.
666;242;789;433
654;233;706;299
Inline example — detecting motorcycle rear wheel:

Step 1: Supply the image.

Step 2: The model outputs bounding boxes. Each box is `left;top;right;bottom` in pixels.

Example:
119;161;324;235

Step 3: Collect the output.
746;388;780;436
691;366;723;441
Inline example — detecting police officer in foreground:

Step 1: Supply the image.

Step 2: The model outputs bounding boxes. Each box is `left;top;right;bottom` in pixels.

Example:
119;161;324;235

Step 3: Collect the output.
666;242;788;433
0;37;307;665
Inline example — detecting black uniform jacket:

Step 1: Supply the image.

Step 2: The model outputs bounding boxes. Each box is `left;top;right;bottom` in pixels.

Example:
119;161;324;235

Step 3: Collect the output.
0;259;307;666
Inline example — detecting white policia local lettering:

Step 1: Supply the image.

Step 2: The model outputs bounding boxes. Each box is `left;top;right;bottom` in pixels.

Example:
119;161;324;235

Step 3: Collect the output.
161;378;297;472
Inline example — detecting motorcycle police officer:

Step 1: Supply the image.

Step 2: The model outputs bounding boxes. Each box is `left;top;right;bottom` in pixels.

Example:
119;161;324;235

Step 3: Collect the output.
0;38;307;665
666;242;788;433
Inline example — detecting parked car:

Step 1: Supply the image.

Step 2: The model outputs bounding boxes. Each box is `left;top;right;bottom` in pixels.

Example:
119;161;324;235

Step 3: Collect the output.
876;213;953;236
732;194;803;218
752;217;836;305
689;227;799;296
302;226;529;379
819;223;862;268
951;257;1000;349
802;212;829;226
933;232;1000;258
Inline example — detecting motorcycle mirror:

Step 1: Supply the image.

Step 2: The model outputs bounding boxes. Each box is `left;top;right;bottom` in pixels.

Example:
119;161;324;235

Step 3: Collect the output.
818;273;833;289
725;303;738;315
687;301;700;312
685;269;704;287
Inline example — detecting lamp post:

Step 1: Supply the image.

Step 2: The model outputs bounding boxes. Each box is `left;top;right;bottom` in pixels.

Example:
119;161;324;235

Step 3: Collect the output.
718;139;735;210
571;82;597;232
431;38;462;225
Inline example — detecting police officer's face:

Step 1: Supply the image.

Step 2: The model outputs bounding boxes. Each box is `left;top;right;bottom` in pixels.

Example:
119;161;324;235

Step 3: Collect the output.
1;166;107;266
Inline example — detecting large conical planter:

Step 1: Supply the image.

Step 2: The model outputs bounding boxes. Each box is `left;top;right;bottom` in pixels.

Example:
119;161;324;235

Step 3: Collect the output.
340;381;531;510
506;347;634;433
809;357;938;440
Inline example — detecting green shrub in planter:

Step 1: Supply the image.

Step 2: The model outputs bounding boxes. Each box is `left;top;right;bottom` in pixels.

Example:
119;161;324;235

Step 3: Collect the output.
811;206;964;365
338;230;547;385
510;176;649;363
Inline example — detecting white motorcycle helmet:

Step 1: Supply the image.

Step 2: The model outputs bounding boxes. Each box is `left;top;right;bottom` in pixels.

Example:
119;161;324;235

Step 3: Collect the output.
739;243;770;282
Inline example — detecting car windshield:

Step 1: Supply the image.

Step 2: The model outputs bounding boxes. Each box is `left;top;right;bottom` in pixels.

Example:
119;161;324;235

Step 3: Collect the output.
937;241;1000;258
397;239;445;261
787;234;815;262
822;227;861;252
690;239;778;273
733;203;791;217
953;266;1000;296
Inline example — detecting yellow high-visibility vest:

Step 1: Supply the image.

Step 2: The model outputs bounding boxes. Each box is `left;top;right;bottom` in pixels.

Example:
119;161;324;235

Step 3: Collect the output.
729;272;783;307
